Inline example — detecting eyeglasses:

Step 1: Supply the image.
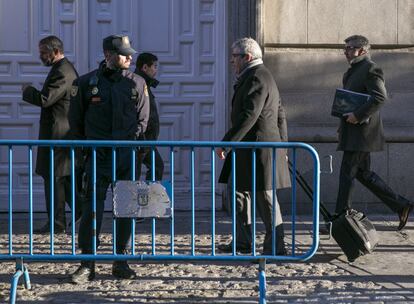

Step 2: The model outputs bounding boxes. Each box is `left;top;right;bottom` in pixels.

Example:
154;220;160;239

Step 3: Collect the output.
231;53;245;58
343;46;360;51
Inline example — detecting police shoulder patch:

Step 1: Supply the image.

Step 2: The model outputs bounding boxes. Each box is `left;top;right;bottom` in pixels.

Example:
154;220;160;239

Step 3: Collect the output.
70;85;78;97
144;84;149;97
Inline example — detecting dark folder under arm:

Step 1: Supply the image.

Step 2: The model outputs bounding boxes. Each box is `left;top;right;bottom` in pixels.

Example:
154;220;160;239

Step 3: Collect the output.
331;88;371;118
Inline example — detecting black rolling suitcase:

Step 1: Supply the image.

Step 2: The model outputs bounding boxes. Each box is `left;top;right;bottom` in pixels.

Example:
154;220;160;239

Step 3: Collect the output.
288;161;379;262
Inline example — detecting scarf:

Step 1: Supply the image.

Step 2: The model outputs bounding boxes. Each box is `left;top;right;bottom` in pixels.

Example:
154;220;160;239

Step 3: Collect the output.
233;58;263;90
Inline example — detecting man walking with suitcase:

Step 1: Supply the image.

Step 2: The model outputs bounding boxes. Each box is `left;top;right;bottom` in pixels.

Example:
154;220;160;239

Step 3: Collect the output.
335;35;413;231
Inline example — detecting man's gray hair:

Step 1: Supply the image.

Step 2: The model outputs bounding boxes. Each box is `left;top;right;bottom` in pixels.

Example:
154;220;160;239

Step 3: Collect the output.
232;37;262;59
344;35;371;52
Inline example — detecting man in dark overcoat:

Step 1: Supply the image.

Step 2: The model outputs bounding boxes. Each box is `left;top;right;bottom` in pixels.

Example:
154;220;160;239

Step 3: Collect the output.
336;35;413;230
217;37;291;255
22;35;79;233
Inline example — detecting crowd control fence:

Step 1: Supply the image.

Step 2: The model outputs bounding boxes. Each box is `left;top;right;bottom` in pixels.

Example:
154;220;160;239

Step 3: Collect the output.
0;140;320;304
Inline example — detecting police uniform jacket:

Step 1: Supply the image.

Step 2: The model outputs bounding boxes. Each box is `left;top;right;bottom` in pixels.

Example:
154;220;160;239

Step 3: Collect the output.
69;62;149;170
70;62;149;141
337;54;386;152
218;64;291;191
136;71;160;140
23;57;78;177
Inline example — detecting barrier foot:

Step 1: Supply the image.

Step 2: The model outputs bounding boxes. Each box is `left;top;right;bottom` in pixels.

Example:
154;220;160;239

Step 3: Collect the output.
258;258;267;304
9;259;31;304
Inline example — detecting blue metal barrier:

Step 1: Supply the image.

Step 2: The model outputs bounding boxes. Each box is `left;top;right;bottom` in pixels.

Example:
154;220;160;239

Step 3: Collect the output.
0;140;320;304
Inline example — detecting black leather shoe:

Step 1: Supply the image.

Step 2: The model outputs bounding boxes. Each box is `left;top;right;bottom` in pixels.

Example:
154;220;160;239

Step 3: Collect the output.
398;204;413;231
112;261;136;279
34;222;66;234
70;262;95;284
217;242;252;254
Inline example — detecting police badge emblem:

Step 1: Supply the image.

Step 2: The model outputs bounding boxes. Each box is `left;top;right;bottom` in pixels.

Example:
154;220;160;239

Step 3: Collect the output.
70;85;78;97
91;87;99;95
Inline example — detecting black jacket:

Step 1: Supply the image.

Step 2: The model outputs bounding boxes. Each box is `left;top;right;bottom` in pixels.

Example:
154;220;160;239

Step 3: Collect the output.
22;57;78;177
69;61;149;141
337;54;386;152
136;70;160;140
218;64;291;191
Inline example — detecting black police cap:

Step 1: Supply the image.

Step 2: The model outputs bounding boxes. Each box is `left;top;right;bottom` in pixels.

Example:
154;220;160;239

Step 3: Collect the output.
102;35;136;56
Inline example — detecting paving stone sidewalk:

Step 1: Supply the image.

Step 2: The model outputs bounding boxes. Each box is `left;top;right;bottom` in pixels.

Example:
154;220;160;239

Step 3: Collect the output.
0;211;413;303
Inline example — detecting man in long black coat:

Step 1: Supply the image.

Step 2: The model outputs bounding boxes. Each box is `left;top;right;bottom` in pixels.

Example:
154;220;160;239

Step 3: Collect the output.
336;35;413;230
22;35;79;233
217;37;291;255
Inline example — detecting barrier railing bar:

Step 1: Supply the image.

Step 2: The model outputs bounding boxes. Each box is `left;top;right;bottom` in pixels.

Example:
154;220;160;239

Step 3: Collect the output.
231;149;236;256
8;146;13;255
49;147;55;255
70;148;76;255
131;148;136;256
151;218;156;255
211;147;216;256
151;147;156;255
258;259;266;304
191;147;195;256
29;146;33;255
252;149;257;256
0;139;321;149
291;148;297;257
112;147;117;255
92;147;97;255
271;148;277;256
151;147;155;181
170;146;175;256
3;254;309;261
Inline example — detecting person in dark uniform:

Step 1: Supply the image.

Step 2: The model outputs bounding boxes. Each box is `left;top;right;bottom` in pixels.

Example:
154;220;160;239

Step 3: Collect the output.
134;52;164;181
22;35;79;234
216;37;291;255
335;35;413;230
69;34;150;283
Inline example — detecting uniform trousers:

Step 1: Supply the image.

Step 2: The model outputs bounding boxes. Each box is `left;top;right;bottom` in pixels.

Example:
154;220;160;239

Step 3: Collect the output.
335;151;410;214
233;190;283;252
78;149;134;253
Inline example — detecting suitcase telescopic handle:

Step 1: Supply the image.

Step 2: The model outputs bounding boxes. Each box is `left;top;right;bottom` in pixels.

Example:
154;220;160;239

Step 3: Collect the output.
287;160;333;222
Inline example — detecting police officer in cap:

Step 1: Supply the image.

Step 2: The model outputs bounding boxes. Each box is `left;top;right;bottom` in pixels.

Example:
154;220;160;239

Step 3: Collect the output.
69;34;149;283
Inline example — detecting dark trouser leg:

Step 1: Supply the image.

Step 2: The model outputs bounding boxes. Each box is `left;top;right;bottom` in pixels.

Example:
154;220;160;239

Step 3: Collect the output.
234;191;252;247
78;176;108;252
115;219;132;253
255;190;285;254
143;147;164;181
43;176;68;229
114;156;134;251
73;168;85;221
78;149;134;253
61;174;83;223
335;151;361;214
355;154;409;213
